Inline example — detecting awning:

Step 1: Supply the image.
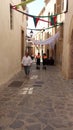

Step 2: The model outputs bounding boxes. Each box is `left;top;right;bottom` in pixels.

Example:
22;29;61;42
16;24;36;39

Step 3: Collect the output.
33;32;60;48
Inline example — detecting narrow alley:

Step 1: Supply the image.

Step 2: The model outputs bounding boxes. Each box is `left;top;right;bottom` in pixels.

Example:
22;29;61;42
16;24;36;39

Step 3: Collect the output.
0;63;73;130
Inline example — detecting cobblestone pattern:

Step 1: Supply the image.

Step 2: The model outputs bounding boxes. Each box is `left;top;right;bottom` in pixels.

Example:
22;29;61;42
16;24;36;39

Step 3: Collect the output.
0;64;73;130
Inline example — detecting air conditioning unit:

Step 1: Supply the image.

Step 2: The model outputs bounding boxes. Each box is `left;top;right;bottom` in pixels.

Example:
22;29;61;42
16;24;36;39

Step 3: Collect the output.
61;0;68;13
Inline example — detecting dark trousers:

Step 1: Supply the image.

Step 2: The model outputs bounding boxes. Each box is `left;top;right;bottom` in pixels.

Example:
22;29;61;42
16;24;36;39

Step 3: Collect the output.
42;59;47;69
24;66;30;75
36;59;40;69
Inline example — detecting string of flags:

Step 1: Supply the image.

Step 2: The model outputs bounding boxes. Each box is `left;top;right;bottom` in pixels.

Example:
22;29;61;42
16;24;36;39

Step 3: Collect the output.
11;0;68;29
10;0;66;48
27;22;63;31
11;5;63;28
10;0;68;48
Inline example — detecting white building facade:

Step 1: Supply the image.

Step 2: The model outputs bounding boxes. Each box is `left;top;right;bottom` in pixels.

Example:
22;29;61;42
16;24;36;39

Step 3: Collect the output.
0;0;27;85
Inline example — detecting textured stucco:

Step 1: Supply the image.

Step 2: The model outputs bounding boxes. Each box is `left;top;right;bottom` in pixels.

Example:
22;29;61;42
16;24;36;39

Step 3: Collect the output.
62;0;73;78
0;0;26;85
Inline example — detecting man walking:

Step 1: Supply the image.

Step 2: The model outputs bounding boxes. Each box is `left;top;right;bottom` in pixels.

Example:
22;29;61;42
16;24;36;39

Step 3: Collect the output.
22;52;32;78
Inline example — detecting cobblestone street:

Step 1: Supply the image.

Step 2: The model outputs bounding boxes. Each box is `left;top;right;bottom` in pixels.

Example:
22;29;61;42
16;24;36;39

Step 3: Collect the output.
0;63;73;130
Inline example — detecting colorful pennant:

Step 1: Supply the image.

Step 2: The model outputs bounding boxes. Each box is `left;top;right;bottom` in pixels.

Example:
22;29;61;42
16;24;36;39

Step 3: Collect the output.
33;17;40;27
27;22;63;31
11;4;63;29
13;0;35;8
50;16;57;25
11;7;50;24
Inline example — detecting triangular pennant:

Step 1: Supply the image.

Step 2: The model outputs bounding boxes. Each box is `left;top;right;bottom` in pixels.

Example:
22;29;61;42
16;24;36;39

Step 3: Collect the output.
50;16;57;26
33;17;39;27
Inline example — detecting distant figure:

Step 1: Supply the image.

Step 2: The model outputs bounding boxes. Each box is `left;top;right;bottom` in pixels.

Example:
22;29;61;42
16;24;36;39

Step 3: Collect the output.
42;53;47;69
36;52;41;69
21;52;32;78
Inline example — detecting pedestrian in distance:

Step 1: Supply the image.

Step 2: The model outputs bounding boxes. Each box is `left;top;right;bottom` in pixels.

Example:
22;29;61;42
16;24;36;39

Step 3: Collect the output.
42;53;47;69
21;52;32;78
36;52;41;69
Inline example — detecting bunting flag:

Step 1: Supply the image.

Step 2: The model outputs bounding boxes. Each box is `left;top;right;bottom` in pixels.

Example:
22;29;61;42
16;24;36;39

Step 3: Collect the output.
11;5;63;28
13;0;35;8
27;22;63;31
50;16;57;25
12;5;63;18
12;6;50;24
33;17;40;27
33;17;49;27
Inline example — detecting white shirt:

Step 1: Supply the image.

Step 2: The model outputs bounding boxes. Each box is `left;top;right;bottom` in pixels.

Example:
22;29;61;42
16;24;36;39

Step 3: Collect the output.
22;56;32;66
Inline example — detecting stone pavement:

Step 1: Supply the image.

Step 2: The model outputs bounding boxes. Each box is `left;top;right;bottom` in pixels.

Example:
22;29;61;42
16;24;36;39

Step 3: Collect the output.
0;63;73;130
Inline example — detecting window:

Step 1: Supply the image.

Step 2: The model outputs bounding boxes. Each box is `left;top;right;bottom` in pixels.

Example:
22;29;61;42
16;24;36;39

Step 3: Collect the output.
61;0;68;13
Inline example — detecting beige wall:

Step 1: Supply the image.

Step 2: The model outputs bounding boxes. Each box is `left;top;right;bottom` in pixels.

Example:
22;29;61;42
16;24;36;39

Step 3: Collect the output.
0;0;26;85
62;0;73;78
